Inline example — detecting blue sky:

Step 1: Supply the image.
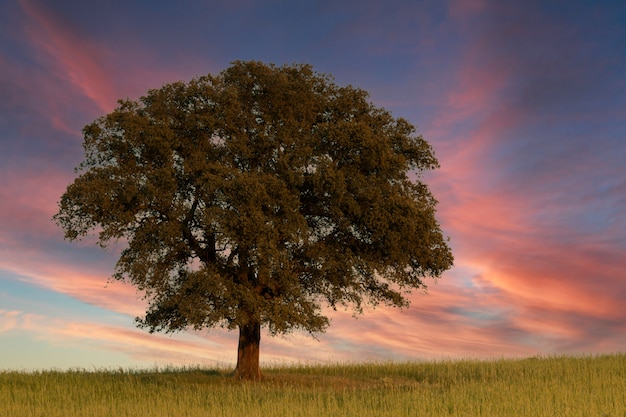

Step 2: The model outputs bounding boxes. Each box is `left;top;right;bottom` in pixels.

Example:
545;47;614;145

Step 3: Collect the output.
1;0;625;370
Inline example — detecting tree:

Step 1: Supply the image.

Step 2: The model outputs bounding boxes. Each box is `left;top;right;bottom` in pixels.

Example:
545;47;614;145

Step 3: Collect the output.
54;61;453;380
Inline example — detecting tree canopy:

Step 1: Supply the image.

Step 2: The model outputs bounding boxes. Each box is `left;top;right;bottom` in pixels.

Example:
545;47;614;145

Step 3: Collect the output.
54;61;453;379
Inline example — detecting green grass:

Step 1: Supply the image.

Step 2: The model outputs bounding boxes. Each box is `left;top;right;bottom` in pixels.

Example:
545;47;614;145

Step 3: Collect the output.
1;354;625;416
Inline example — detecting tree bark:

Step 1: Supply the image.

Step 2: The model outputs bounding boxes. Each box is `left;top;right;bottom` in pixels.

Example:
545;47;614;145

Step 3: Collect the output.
233;320;262;380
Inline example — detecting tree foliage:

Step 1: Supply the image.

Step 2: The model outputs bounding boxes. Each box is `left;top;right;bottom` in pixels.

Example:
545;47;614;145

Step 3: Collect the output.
54;61;453;379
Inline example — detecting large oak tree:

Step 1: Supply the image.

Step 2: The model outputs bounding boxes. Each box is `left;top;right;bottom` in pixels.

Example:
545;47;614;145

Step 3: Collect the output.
54;61;453;380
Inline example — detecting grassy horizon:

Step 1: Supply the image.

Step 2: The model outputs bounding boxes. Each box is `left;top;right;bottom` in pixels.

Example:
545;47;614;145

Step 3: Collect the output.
2;353;625;416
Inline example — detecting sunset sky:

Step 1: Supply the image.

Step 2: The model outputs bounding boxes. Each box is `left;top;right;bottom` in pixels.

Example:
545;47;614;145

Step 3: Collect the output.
1;0;625;370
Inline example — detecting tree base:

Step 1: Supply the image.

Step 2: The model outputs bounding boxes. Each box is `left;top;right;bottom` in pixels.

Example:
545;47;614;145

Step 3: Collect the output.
232;366;263;381
233;321;262;380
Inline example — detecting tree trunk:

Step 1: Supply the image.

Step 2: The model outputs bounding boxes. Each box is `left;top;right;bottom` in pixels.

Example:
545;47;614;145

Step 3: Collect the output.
233;320;262;380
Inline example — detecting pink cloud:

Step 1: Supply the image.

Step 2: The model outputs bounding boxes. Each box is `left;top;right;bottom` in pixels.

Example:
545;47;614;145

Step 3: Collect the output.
0;168;143;318
0;168;70;237
13;311;237;366
18;0;120;113
432;150;625;351
16;0;203;118
0;251;144;319
315;290;533;360
0;310;22;334
411;3;626;358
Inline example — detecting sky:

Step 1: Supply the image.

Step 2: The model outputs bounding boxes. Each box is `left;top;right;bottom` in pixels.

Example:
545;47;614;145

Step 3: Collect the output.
1;0;625;371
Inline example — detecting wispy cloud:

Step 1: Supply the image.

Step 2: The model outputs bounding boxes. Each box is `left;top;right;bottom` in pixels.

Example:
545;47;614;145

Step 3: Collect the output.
0;310;22;334
18;0;120;113
7;310;236;367
418;0;626;358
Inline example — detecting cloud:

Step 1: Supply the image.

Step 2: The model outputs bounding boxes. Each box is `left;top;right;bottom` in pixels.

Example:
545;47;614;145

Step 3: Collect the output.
414;0;626;358
18;0;121;113
0;168;69;238
12;0;207;122
1;253;144;320
11;311;237;367
0;310;22;334
314;303;529;361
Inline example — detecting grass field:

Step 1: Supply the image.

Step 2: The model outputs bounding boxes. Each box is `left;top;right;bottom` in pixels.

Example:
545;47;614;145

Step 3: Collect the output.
1;354;625;416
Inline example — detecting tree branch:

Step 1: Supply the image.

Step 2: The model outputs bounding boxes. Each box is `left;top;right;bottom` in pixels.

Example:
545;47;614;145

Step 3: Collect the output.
181;194;216;265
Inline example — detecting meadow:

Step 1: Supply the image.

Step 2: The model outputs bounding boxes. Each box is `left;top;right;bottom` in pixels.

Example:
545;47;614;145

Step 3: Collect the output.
1;354;624;416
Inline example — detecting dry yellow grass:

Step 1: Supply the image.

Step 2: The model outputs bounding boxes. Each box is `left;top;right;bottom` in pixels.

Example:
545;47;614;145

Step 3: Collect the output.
1;354;625;416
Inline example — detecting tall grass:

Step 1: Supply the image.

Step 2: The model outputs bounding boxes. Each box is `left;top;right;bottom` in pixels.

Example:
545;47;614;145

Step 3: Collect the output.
1;354;624;416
